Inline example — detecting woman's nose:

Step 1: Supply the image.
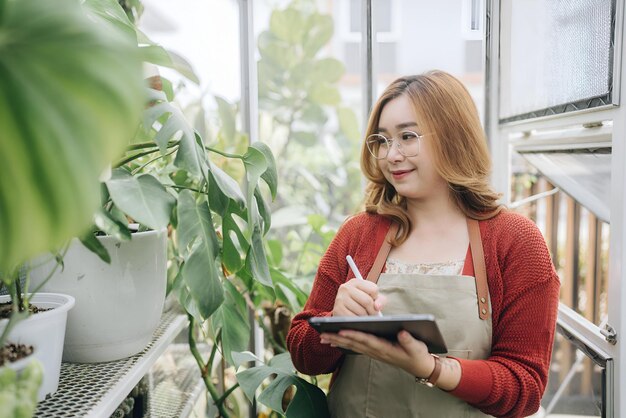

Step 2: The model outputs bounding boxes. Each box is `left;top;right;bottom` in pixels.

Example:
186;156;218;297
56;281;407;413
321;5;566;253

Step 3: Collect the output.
386;141;404;162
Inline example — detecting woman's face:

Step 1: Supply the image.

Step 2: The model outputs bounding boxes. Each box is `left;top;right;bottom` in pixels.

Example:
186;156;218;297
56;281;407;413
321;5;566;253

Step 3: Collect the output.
375;95;448;201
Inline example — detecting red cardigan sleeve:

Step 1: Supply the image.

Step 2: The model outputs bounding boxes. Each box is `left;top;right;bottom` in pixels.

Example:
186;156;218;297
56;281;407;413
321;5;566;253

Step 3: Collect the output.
286;214;388;375
449;213;561;418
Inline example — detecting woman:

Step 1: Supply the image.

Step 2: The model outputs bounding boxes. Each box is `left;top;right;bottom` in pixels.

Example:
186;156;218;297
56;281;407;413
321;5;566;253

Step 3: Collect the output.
286;71;560;417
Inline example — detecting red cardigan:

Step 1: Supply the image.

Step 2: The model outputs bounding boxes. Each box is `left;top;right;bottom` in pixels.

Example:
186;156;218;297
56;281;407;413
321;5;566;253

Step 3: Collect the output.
286;210;560;418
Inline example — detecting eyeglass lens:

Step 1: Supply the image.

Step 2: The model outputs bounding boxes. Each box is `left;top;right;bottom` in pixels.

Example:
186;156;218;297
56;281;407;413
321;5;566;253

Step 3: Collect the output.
366;131;420;159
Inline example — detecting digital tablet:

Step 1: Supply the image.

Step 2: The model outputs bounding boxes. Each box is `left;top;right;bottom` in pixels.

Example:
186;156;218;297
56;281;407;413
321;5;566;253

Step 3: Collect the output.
308;314;447;354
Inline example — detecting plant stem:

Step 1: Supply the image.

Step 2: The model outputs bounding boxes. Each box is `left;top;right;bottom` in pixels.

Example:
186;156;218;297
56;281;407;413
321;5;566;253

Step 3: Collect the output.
28;247;68;297
216;383;240;406
207;329;220;373
132;148;177;174
15;273;23;312
205;146;243;160
167;184;205;194
187;314;231;418
125;140;180;151
114;148;160;168
256;315;286;354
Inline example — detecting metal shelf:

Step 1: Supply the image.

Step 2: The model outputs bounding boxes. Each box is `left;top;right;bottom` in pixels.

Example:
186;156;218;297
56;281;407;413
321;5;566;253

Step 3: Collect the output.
145;344;205;418
35;310;187;418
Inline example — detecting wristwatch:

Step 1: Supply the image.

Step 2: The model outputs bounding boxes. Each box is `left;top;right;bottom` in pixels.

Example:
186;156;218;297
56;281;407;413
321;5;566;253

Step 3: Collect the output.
415;354;441;387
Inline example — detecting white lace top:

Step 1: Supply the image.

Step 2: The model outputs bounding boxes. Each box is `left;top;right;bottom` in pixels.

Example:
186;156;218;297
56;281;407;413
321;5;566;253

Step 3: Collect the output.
385;258;465;276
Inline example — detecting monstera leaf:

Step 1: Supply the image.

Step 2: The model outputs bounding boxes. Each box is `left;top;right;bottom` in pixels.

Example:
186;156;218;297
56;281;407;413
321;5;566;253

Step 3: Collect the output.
0;0;144;271
235;352;330;418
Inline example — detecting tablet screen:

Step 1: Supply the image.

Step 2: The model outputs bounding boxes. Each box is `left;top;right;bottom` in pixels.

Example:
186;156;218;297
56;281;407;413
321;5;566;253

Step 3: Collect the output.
308;314;447;354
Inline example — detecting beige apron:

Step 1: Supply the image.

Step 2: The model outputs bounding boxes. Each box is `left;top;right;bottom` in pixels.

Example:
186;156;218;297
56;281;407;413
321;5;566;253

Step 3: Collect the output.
327;219;493;418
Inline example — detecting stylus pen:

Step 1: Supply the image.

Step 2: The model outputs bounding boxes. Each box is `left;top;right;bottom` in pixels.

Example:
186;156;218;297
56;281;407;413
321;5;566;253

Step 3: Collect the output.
346;255;383;316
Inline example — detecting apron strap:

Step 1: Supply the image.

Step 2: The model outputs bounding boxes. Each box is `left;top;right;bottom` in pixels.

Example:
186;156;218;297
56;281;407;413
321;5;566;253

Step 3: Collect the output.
365;218;490;320
468;218;490;320
366;223;398;283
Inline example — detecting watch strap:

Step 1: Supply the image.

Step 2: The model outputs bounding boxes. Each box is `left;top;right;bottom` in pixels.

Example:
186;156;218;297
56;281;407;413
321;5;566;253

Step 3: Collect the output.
427;355;442;385
416;355;441;387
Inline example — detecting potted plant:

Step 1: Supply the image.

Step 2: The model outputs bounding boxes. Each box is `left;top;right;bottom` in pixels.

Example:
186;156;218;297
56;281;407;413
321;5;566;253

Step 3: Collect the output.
0;0;145;402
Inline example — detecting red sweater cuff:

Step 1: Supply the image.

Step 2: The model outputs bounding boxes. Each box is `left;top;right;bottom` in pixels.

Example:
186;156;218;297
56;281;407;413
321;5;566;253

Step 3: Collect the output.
448;358;492;403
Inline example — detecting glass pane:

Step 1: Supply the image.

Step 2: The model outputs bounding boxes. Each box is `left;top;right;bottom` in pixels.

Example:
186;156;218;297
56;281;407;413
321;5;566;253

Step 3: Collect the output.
520;151;611;223
374;0;392;32
499;0;614;121
349;0;393;33
509;160;611;327
255;0;364;279
140;0;241;104
350;0;360;32
542;333;604;417
374;0;485;122
139;0;242;145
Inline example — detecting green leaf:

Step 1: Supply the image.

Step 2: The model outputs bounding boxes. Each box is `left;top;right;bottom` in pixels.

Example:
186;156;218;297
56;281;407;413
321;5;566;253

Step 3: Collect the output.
93;209;132;242
153;114;182;155
182;242;224;320
281;377;329;418
177;190;219;258
106;169;175;230
257;376;294;413
139;44;173;67
311;58;344;84
292;131;317;146
258;31;297;69
275;282;302;313
242;147;268;235
337;107;361;142
83;0;137;38
208;162;246;209
251;142;278;200
300;104;328;125
79;232;111;264
222;205;247;273
0;0;143;271
216;96;236;143
140;45;200;85
267;349;297;373
0;360;43;418
303;13;333;57
254;187;272;235
246;225;272;287
237;366;275;402
271;268;308;311
307;214;326;233
210;281;250;366
266;240;283;267
270;8;306;44
232;351;262;368
142;101;202;175
207;173;229;216
309;83;341;105
224;278;247;314
236;353;330;418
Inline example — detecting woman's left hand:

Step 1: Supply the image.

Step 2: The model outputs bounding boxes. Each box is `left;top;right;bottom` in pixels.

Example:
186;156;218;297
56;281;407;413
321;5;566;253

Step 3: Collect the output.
320;330;435;379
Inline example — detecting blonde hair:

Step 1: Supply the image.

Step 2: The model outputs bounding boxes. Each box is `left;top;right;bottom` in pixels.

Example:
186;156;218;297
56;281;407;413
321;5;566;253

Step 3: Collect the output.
361;70;503;244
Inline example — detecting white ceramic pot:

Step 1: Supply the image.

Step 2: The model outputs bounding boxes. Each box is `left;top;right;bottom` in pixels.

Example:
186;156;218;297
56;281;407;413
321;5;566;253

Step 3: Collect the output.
0;293;75;401
30;229;167;363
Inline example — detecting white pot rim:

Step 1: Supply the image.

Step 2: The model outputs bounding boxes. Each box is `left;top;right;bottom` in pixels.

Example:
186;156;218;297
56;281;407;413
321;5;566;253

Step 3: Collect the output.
93;227;167;244
0;293;76;323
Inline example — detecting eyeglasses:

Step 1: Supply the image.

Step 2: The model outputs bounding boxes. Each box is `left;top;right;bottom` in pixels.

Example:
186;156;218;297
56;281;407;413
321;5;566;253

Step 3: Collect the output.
365;130;423;159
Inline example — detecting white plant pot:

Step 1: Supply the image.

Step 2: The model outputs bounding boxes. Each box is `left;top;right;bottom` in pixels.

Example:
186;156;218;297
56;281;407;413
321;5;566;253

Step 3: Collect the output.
30;229;167;363
0;293;75;401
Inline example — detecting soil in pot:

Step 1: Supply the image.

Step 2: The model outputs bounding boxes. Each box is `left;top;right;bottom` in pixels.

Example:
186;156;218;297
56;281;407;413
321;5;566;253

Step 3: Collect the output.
0;342;34;366
0;301;50;320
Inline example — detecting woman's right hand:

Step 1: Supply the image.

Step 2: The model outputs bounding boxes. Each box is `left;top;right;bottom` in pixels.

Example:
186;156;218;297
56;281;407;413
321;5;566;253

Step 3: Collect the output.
332;278;386;316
